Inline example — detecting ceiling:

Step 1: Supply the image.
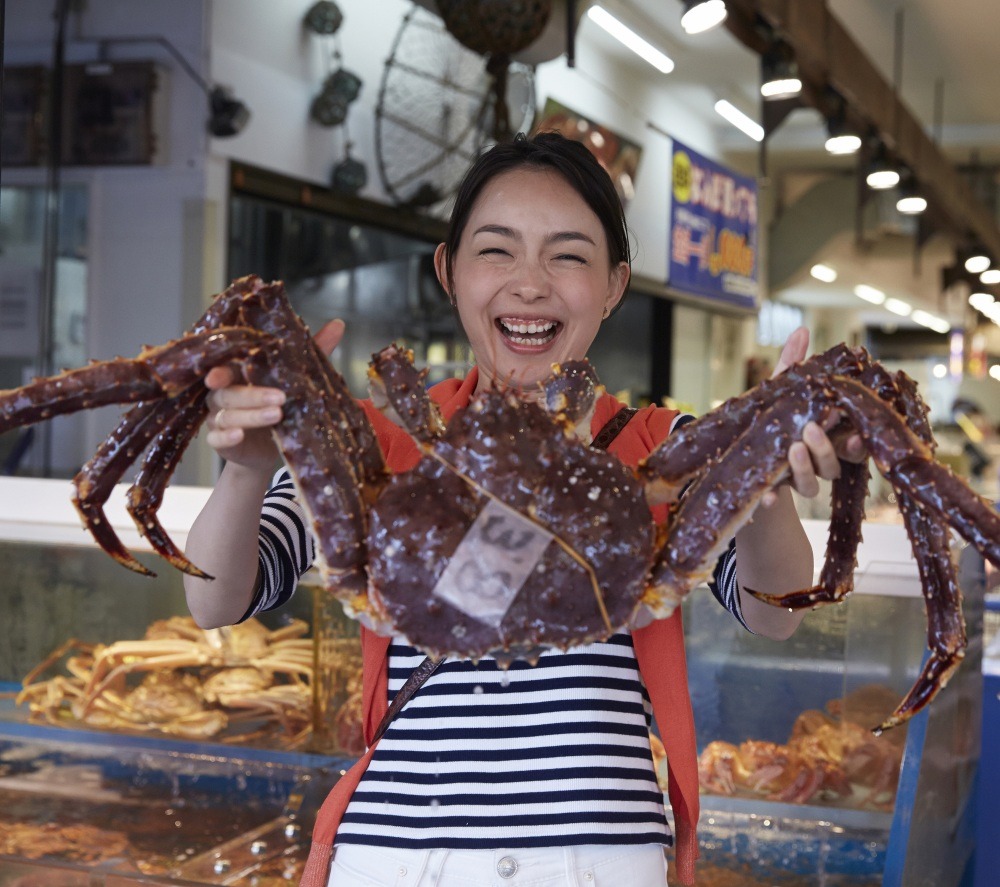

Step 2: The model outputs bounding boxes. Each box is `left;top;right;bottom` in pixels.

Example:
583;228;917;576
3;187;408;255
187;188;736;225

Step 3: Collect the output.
577;0;1000;329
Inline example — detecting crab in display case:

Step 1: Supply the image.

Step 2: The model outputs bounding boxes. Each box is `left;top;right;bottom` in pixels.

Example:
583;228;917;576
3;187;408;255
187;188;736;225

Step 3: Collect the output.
1;275;999;734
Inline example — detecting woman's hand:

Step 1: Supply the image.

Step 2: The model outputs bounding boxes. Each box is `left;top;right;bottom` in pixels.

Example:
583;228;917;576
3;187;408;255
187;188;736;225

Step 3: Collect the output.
203;319;345;472
762;327;866;506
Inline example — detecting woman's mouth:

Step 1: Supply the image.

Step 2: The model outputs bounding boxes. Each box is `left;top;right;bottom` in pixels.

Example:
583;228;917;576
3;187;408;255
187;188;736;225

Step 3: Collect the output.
497;317;560;346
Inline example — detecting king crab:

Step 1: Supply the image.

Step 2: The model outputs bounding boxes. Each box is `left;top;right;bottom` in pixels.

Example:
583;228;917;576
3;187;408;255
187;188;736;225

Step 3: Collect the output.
2;275;999;733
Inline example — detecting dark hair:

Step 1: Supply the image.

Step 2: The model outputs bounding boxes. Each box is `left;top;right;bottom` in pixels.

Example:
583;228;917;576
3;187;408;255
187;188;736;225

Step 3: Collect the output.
442;131;632;309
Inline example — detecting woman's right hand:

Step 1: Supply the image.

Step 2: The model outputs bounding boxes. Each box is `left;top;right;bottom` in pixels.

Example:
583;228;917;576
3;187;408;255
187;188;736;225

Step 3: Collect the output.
203;318;346;472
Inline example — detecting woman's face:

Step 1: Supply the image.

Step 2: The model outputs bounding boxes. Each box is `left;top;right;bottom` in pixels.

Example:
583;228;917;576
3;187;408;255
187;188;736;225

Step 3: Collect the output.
435;167;629;397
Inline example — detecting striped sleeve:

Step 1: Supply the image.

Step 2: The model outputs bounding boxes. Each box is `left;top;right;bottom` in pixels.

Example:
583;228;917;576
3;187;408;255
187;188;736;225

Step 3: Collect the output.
670;414;751;633
241;467;316;619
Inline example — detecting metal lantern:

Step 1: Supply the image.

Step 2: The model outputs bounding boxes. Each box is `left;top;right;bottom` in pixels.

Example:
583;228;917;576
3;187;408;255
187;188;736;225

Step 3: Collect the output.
304;1;343;35
331;156;368;194
435;0;553;57
309;69;362;127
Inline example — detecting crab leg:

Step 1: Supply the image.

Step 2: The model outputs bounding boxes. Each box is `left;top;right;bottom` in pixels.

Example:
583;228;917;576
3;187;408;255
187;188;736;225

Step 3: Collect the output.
126;385;212;576
0;328;271;433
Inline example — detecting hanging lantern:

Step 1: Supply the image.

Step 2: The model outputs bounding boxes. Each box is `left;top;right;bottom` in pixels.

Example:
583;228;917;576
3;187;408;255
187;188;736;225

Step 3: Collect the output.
435;0;553;56
331;156;368;194
304;1;343;35
309;69;362;127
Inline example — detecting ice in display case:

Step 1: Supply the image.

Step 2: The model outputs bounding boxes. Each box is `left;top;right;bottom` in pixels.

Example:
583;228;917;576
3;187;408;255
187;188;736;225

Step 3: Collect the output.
680;520;986;887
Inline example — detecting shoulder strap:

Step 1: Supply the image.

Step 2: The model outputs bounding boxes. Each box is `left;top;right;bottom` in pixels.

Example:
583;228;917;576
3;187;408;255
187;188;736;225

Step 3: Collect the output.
591;405;638;451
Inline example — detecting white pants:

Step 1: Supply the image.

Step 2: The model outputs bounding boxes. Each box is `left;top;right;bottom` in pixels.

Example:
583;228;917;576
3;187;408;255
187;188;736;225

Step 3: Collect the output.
328;844;669;887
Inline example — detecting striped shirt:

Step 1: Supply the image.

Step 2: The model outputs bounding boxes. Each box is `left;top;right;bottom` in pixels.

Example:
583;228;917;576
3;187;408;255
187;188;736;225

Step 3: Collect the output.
247;414;749;849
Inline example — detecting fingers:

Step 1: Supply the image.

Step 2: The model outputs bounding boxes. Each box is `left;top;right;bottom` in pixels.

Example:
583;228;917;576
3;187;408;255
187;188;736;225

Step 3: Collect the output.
772;326;810;377
787;422;843;499
314;318;346;357
206;387;285;447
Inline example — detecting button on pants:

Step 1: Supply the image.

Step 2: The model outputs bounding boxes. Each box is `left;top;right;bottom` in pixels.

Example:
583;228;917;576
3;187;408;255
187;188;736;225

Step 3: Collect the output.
328;844;669;886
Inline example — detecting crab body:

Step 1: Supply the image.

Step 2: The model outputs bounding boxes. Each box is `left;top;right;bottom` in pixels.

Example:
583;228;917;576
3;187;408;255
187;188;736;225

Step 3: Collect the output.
2;276;999;734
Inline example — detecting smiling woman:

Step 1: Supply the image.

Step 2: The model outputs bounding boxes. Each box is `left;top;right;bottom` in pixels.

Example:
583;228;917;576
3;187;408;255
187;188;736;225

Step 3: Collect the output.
179;131;853;887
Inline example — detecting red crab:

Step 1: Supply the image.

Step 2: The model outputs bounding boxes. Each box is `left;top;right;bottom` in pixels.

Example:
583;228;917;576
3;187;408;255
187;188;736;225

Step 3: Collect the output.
2;275;998;734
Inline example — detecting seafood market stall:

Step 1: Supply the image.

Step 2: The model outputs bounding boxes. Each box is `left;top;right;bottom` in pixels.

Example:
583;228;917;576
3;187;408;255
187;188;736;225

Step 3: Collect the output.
0;476;988;886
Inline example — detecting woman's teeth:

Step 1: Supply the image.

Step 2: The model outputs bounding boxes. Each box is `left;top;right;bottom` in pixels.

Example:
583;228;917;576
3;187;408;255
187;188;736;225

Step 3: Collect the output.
500;319;557;345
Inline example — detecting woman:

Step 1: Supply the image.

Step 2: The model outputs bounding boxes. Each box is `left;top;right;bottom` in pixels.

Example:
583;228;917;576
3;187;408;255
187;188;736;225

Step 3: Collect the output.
184;132;859;886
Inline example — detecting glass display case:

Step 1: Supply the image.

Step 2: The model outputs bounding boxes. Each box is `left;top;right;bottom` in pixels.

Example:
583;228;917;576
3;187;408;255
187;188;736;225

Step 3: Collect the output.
0;478;987;887
680;520;986;887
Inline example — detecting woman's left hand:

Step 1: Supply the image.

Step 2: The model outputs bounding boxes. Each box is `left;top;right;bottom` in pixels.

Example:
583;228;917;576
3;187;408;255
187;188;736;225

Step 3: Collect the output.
763;327;866;505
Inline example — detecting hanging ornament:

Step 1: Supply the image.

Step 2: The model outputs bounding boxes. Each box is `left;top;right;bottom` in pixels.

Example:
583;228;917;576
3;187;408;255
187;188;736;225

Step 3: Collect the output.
331;153;368;195
304;1;343;36
310;69;362;126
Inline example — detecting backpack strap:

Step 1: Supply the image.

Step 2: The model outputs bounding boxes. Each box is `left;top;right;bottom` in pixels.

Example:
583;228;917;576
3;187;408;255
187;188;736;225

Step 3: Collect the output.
591;405;638;451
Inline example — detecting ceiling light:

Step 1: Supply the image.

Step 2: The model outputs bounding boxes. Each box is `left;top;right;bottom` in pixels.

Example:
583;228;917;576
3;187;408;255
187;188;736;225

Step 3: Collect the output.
911;310;950;333
587;6;675;73
884;297;912;316
896;194;927;214
853;284;885;305
760;40;801;100
825;134;861;155
823;101;860;154
969;291;996;313
865;142;900;189
932;363;948;379
991;365;1000;381
963;246;991;274
681;0;727;35
979;268;1000;285
810;263;837;283
714;99;764;141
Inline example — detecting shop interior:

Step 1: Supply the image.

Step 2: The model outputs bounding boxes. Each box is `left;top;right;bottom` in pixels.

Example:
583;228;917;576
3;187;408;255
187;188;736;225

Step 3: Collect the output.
1;2;999;886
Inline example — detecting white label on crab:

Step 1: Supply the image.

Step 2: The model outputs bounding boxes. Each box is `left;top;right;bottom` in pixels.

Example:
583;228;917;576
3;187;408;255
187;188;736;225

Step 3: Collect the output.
432;499;554;626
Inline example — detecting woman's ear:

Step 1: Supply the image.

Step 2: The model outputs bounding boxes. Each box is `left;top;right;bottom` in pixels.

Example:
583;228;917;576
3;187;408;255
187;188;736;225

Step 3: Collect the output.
604;261;630;318
433;243;454;304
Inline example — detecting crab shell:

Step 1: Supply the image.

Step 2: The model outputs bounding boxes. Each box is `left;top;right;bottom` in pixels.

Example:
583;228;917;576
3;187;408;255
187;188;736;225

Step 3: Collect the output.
366;355;656;664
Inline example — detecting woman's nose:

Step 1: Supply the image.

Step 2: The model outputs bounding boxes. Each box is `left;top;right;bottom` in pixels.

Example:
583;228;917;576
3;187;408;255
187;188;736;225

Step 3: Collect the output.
510;260;549;300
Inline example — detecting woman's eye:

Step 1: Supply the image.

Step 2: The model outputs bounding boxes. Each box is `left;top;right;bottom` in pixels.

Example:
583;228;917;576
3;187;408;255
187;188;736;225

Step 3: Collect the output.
556;253;587;264
480;247;509;257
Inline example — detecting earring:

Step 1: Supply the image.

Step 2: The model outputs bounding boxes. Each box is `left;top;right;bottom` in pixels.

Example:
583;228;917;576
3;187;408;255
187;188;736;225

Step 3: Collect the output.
602;306;610;319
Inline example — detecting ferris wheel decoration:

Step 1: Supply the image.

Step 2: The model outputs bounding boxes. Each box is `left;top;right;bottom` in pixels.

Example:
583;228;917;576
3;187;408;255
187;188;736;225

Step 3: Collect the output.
373;3;540;210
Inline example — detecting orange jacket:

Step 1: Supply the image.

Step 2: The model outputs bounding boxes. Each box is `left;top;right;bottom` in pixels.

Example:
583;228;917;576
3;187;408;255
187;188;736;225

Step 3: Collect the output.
301;371;700;886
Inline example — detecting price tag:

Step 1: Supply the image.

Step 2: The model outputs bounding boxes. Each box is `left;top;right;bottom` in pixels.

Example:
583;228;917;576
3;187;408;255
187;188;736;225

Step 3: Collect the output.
432;498;554;626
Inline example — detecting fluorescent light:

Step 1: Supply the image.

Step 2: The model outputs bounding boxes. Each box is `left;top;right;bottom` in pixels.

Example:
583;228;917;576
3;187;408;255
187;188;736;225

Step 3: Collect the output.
979;268;1000;284
714;99;764;141
681;0;727;35
990;364;1000;381
964;253;991;274
810;263;837;283
969;291;996;312
825;134;861;155
853;284;885;305
884;297;912;316
896;195;927;214
587;6;675;73
760;77;802;99
911;309;950;333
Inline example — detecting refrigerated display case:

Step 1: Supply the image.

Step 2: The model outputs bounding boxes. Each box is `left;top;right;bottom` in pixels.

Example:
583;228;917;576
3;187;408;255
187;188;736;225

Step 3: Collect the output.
0;478;987;887
682;521;986;887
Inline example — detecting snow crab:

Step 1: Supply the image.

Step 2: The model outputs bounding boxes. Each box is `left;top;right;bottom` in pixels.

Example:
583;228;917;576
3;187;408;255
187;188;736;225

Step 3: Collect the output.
2;275;999;734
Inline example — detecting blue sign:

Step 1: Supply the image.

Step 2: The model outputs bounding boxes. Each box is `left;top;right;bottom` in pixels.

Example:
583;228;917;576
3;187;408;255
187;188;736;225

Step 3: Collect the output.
668;139;759;308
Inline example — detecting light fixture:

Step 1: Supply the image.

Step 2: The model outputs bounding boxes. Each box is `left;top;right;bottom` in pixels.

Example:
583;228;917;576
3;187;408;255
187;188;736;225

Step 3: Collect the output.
911;310;950;333
854;284;885;305
980;268;1000;285
760;40;801;100
810;263;837;283
866;151;900;189
587;6;675;73
969;291;996;313
963;245;991;274
823;98;860;154
681;0;727;35
895;177;927;214
884;297;912;316
714;99;764;141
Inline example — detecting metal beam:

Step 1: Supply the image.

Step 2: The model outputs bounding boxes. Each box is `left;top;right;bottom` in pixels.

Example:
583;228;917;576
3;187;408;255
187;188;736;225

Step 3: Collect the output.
718;0;1000;260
